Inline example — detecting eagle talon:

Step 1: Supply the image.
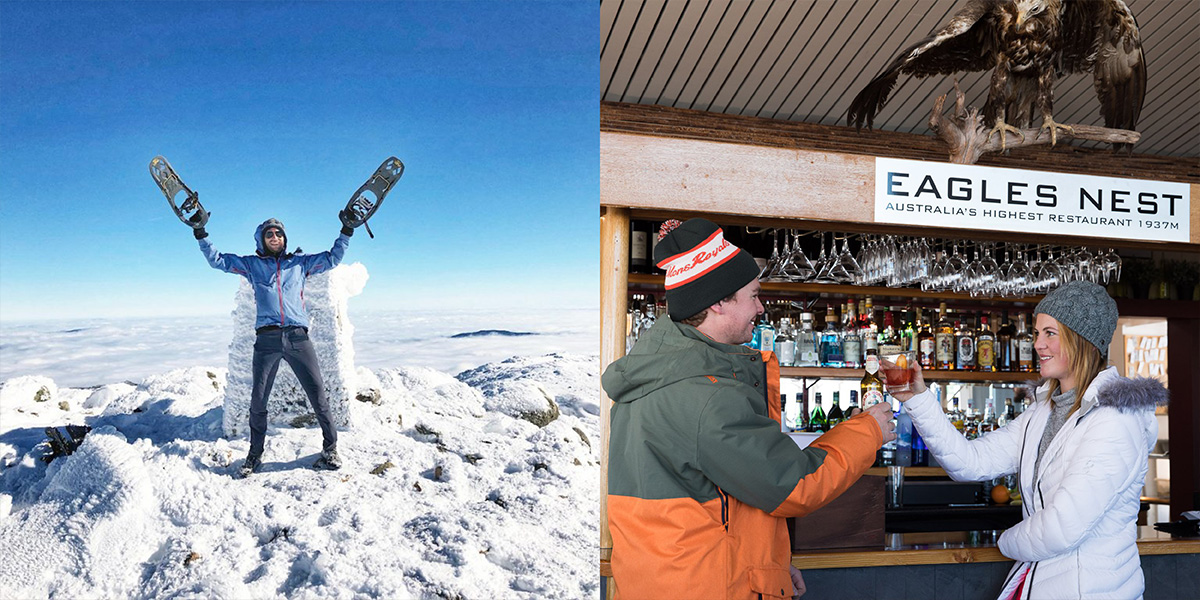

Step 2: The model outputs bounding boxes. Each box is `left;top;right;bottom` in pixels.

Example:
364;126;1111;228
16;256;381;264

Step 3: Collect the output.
986;119;1025;152
1040;116;1074;146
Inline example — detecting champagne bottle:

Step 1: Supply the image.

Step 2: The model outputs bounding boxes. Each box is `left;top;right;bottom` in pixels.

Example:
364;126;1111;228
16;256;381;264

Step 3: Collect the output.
997;311;1016;372
828;391;844;427
808;392;828;432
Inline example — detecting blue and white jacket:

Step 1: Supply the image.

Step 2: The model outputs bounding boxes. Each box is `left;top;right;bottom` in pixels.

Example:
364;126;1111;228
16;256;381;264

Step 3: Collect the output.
199;219;349;330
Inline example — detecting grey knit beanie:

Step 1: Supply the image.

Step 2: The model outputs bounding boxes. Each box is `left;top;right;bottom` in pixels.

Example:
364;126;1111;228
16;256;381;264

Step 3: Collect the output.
1034;280;1118;357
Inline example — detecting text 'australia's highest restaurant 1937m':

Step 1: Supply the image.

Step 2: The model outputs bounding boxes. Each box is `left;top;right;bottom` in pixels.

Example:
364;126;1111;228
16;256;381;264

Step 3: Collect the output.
874;157;1190;243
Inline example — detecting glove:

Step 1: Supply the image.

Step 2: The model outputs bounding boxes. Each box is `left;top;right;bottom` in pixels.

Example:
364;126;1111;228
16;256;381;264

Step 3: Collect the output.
194;227;208;240
338;209;356;236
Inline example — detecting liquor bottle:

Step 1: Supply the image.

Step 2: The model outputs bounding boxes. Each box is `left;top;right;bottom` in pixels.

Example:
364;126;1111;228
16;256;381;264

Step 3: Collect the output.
911;427;928;467
980;399;998;434
752;315;776;353
1016;313;1035;372
956;313;976;371
629;220;651;274
917;311;936;369
878;311;902;356
842;300;862;369
900;309;916;352
935;302;955;370
780;393;789;432
819;305;844;368
807;392;828;432
895;403;913;466
649;221;665;275
998;397;1016;428
861;298;879;358
977;314;996;372
795;391;810;431
948;398;966;433
796;312;820;367
827;391;844;427
861;355;886;408
997;311;1016;372
847;390;860;416
776;318;796;367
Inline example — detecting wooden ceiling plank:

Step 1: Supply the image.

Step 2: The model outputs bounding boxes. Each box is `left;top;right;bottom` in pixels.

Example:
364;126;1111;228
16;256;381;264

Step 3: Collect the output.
622;0;691;104
692;0;777;113
659;0;736;108
733;0;823;118
608;0;669;103
817;0;924;124
602;0;643;101
645;1;717;106
770;1;863;119
706;0;800;114
789;0;888;124
746;2;837;120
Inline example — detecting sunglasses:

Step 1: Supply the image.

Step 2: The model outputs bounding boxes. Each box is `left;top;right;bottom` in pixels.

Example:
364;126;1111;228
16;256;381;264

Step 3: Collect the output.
263;230;284;240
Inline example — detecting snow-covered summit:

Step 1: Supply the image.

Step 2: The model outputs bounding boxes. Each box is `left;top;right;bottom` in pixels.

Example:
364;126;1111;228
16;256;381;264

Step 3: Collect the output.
0;350;599;598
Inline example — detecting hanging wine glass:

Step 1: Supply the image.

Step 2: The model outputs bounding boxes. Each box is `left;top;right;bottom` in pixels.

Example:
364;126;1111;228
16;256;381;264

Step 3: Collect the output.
781;230;816;281
943;242;967;292
1007;246;1032;297
1035;247;1063;294
760;229;782;280
813;232;838;284
835;234;862;283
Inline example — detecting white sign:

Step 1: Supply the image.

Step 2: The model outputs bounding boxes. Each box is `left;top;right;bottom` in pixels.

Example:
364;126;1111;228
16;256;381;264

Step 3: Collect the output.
874;157;1190;243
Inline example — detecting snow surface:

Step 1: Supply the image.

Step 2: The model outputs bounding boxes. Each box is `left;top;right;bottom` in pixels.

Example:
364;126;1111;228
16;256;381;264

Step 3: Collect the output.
0;285;600;598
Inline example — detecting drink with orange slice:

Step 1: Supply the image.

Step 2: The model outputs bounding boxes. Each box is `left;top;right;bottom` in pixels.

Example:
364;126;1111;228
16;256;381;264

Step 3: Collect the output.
881;351;917;394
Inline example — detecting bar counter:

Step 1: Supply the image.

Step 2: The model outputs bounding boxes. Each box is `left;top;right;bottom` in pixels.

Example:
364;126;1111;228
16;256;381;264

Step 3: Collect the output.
791;527;1200;570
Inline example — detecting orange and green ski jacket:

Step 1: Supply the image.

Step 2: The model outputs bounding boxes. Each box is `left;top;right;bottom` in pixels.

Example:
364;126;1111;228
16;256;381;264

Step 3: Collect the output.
603;318;882;600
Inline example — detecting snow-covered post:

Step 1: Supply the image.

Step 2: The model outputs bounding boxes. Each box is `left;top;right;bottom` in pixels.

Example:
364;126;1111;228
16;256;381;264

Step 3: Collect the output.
221;263;368;438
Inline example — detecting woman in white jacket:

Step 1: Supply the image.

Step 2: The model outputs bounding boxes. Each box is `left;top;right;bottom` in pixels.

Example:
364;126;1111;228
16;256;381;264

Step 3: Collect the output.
887;281;1167;600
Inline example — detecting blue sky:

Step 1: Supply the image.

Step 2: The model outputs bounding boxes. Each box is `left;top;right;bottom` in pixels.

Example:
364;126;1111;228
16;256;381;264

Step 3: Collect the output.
0;1;599;321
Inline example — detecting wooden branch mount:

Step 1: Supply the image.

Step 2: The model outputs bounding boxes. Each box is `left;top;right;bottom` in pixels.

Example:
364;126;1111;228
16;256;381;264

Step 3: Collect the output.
928;81;1141;164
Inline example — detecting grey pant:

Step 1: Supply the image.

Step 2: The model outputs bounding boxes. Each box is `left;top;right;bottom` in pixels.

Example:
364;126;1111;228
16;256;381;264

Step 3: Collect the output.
249;326;337;457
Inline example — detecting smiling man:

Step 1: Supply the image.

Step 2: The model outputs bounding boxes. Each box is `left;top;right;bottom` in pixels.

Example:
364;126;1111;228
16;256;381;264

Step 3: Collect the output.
194;215;354;477
602;218;895;599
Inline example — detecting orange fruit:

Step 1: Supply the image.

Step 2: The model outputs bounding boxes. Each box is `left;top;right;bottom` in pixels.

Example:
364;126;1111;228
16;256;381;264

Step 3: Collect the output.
991;484;1010;504
896;354;908;369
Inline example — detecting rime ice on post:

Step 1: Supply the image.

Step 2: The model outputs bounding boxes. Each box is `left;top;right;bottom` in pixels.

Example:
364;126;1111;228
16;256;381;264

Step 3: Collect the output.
222;263;369;438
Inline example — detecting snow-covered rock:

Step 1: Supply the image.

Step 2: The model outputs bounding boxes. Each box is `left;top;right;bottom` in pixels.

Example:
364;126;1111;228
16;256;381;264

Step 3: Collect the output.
223;263;367;437
0;375;57;406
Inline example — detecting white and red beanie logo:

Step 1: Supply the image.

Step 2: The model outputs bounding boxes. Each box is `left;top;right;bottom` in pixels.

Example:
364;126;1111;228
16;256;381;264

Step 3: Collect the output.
658;228;739;290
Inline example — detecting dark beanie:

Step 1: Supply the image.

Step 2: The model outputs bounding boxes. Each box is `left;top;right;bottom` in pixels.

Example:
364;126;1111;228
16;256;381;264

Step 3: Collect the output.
654;219;760;321
1034;280;1119;357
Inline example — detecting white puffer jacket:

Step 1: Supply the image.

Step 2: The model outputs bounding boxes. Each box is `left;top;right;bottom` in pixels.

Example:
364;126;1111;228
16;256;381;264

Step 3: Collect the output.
904;367;1167;600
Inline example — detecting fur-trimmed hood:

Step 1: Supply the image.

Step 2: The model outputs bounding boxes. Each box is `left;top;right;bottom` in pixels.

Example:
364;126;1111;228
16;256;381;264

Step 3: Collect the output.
1096;376;1169;412
1021;368;1168;414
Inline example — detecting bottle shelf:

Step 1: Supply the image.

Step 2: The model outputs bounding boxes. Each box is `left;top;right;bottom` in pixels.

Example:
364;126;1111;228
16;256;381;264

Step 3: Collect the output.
780;366;1032;383
627;273;1044;304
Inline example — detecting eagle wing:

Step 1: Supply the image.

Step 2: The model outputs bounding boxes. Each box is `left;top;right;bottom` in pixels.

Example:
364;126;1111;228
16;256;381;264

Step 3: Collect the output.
1059;0;1146;133
848;0;1004;130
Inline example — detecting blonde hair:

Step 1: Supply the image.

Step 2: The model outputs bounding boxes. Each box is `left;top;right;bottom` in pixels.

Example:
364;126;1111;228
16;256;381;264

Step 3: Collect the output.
1044;322;1107;416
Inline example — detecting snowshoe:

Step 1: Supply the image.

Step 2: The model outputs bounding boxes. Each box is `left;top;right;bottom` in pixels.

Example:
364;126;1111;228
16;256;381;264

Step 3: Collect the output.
239;454;263;478
149;155;209;229
340;157;403;238
313;448;342;471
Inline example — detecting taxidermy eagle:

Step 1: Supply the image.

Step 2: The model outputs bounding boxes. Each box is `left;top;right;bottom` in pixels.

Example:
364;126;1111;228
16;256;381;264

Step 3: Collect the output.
847;0;1146;152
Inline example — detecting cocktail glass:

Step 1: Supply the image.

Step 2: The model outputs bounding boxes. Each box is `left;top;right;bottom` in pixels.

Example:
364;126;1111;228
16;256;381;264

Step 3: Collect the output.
881;351;918;394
